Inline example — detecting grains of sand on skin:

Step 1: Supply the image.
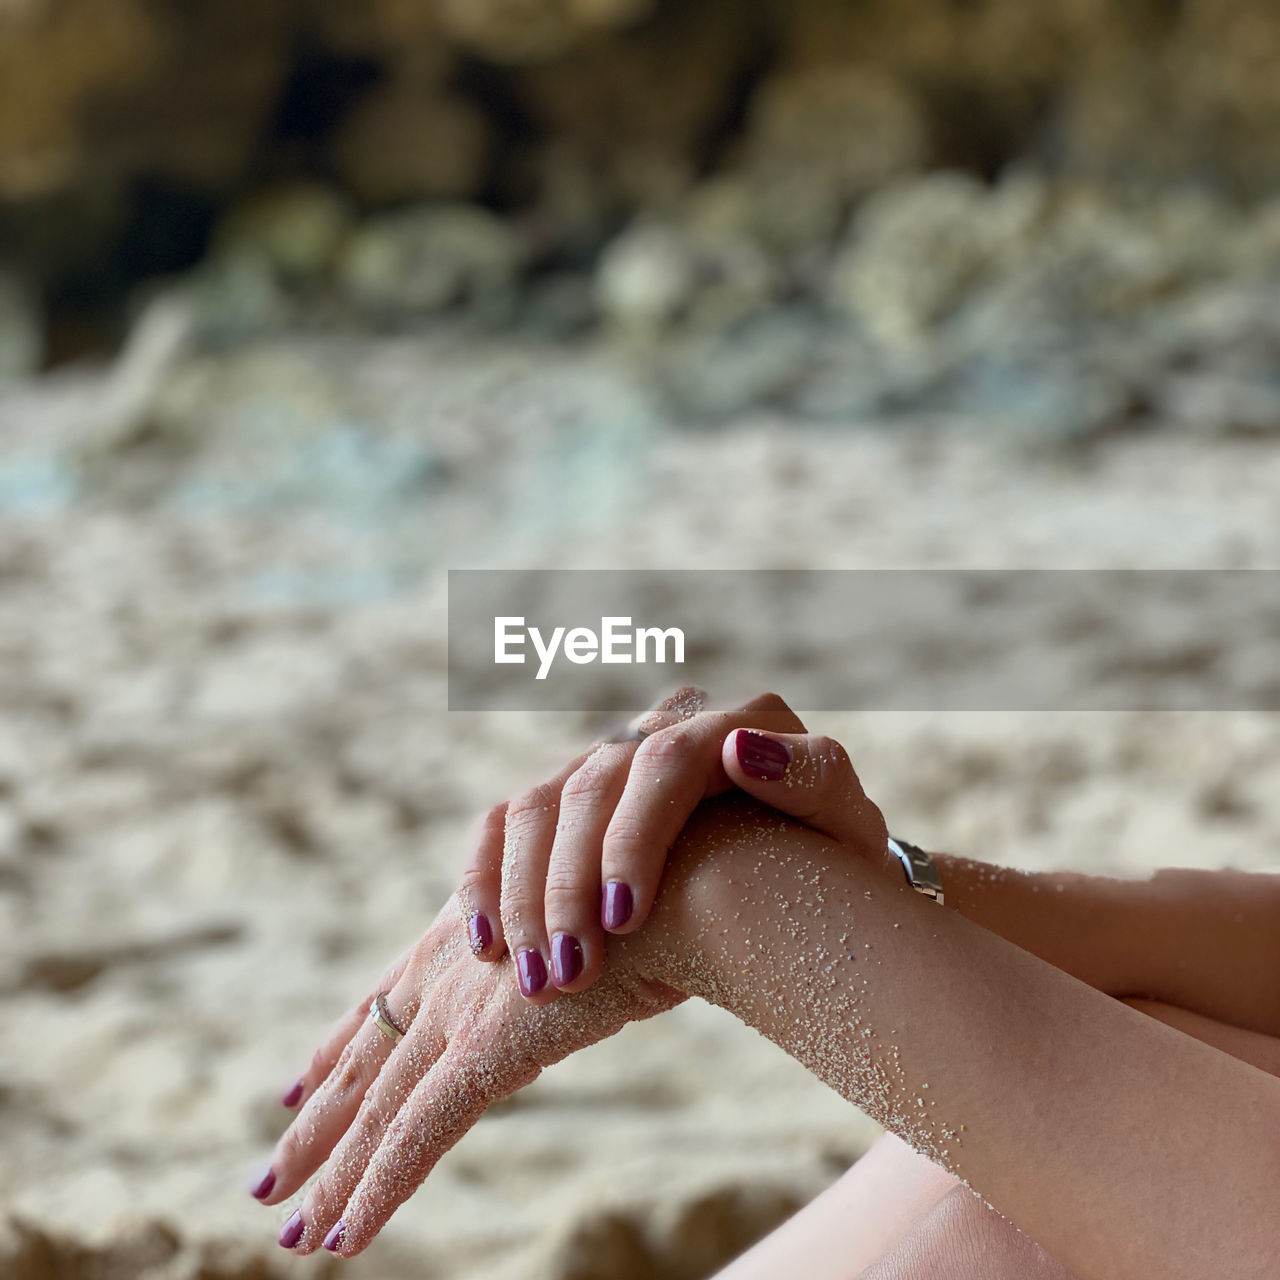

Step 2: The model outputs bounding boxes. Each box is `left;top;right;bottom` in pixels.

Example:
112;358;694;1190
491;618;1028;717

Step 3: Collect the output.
720;832;967;1173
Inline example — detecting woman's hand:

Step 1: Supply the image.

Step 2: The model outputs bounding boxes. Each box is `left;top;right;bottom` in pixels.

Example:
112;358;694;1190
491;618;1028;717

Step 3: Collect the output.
252;705;897;1257
255;744;1280;1277
461;687;894;1004
252;897;685;1257
252;721;1280;1280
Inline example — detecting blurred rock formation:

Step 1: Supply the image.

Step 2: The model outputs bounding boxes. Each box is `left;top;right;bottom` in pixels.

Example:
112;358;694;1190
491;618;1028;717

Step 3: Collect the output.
2;0;1279;365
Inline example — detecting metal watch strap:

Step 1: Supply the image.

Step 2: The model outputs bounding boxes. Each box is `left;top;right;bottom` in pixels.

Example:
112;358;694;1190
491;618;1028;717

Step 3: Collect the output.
886;836;945;906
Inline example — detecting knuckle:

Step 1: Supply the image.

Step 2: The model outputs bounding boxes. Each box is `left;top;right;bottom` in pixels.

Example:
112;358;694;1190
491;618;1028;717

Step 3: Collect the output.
499;891;534;934
470;802;508;842
275;1130;306;1173
331;1035;357;1078
504;782;560;830
813;735;853;773
937;1186;999;1267
331;1039;373;1098
463;804;507;867
830;746;866;795
499;880;541;938
544;863;588;899
459;862;495;895
600;825;651;874
560;756;618;807
405;940;433;977
745;689;789;714
804;736;864;801
355;1090;394;1134
335;1059;365;1098
544;872;592;924
304;1171;338;1216
633;726;698;775
385;1105;417;1147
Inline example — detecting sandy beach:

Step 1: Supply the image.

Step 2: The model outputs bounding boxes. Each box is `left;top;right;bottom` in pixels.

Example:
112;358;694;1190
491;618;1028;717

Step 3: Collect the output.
4;0;1280;1271
2;326;1279;1277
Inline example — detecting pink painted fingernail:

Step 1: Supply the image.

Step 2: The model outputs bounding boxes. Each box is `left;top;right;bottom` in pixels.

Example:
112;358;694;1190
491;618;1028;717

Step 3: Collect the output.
250;1167;276;1200
602;880;634;931
278;1211;305;1249
468;912;493;955
516;948;547;997
323;1219;346;1252
735;729;791;781
281;1079;303;1108
551;933;584;987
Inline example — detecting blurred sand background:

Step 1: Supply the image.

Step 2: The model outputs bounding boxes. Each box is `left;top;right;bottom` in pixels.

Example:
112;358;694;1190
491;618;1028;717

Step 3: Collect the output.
3;2;1280;1277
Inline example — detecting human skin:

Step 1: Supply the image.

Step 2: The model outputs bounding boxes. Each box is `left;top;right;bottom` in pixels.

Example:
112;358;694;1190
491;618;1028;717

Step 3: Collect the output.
719;993;1280;1280
714;1132;963;1279
462;688;1280;1046
458;688;808;999
255;793;1280;1278
856;1179;1078;1280
939;856;1280;1038
660;802;1280;1280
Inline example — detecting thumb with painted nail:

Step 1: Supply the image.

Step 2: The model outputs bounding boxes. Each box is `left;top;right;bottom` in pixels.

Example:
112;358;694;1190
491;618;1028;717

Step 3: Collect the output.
723;729;899;877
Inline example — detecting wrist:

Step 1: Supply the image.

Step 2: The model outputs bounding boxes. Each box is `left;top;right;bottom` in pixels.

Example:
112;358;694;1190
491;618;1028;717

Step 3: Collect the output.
638;793;919;1010
628;793;805;1000
624;797;744;1000
934;853;1145;997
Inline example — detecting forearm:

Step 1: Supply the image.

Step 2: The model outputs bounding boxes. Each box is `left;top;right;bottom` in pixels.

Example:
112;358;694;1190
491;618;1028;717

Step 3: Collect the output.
650;798;1280;1280
934;855;1280;1037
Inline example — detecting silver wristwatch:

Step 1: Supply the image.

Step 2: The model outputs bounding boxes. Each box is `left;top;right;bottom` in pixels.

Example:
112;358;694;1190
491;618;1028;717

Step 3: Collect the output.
886;836;945;905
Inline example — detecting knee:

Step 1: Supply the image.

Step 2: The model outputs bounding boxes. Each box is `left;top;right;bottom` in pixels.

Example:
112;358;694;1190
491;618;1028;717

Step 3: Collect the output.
858;1186;1073;1280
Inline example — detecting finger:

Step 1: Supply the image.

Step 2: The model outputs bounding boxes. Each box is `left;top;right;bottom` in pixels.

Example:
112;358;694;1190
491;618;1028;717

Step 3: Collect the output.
324;1038;544;1258
458;802;508;960
500;782;561;1004
260;979;419;1210
469;686;704;986
327;965;672;1257
290;1014;448;1253
275;1003;363;1116
266;945;413;1131
722;729;892;867
600;691;806;935
537;686;705;986
543;741;635;991
461;748;596;964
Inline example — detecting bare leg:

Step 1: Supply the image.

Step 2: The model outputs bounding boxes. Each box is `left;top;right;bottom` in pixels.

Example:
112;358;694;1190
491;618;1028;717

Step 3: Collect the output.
712;1134;957;1280
857;1185;1075;1280
716;997;1280;1280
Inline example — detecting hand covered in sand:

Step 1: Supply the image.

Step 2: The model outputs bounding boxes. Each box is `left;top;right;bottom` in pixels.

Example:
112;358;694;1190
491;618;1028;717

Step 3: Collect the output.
256;755;1280;1279
459;687;803;999
251;896;685;1257
253;721;896;1258
463;687;895;1002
